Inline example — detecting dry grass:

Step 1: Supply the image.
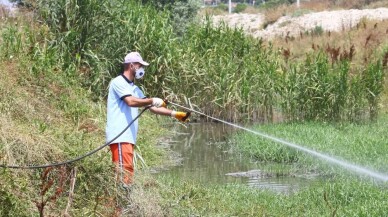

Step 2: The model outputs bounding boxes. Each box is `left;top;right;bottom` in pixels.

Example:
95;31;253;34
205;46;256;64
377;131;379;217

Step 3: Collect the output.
272;18;388;65
198;7;228;16
258;0;388;29
0;55;107;165
261;4;293;28
0;61;71;166
125;172;166;216
364;0;388;8
297;0;388;10
0;5;10;18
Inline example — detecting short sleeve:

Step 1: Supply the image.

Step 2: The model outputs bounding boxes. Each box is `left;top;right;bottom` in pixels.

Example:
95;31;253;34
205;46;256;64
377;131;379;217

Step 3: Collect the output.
133;86;145;99
111;79;133;99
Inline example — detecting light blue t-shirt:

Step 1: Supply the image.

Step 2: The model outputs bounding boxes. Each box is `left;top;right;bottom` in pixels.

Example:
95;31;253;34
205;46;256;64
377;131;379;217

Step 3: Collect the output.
106;74;145;145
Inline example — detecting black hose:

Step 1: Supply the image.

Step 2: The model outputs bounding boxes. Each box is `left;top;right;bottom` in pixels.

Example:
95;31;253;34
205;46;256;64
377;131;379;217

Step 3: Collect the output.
0;106;150;169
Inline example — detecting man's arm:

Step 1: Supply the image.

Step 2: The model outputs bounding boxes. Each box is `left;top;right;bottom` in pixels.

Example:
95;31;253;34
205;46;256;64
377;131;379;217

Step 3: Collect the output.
150;107;191;122
149;107;173;116
123;96;189;121
123;96;153;107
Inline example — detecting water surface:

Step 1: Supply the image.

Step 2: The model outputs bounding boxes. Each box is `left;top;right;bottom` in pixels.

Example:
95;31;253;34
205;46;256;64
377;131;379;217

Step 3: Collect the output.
162;123;316;193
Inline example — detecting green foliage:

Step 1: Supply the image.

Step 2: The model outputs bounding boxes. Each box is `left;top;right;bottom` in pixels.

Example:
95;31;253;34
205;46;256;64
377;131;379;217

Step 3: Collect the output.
291;8;313;17
230;115;388;172
35;0;174;97
216;3;228;11
1;2;388;215
278;52;386;122
0;25;22;59
19;0;385;123
0;170;29;216
170;0;201;36
234;3;247;13
258;0;296;8
0;12;169;216
311;25;324;36
362;60;385;120
158;176;388;216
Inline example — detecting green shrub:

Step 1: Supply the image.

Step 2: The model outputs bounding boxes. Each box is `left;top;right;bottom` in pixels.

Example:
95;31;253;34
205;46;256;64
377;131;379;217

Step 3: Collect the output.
216;3;228;11
311;25;324;36
11;0;385;123
234;3;247;13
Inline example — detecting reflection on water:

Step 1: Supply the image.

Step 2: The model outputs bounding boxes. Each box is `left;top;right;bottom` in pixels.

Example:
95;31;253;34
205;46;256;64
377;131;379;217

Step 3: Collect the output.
162;123;316;193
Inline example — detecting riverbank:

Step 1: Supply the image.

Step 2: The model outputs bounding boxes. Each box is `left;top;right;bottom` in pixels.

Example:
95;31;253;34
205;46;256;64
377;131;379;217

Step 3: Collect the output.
1;1;387;216
154;116;388;216
157;176;387;216
0;10;170;216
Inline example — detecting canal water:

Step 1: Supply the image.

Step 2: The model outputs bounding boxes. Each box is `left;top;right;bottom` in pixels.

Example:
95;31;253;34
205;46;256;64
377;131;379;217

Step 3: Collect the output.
162;122;315;194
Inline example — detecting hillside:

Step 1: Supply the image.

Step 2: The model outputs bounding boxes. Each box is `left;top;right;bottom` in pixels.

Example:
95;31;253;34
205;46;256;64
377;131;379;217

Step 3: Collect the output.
0;6;169;216
212;7;388;38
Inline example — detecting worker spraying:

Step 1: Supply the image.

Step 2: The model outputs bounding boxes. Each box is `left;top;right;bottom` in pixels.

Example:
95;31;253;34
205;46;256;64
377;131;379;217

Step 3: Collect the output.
105;51;190;186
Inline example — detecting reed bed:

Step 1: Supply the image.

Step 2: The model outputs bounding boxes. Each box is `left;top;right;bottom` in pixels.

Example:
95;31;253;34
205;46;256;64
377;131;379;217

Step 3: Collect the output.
7;0;382;123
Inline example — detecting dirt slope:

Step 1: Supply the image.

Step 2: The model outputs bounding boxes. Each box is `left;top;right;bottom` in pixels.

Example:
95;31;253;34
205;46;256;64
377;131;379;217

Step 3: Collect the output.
212;7;388;39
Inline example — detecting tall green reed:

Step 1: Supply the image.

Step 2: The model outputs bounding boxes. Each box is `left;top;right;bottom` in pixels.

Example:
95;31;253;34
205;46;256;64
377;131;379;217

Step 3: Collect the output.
36;0;174;97
280;51;386;122
27;0;387;122
0;25;22;59
362;60;385;120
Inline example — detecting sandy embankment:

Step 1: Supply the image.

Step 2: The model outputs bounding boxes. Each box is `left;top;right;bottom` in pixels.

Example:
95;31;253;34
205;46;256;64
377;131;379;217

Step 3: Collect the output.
212;8;388;39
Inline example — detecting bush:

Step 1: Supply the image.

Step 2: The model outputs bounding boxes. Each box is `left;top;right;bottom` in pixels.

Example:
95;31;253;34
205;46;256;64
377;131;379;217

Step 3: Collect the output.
258;0;295;9
216;3;228;11
234;3;247;13
311;25;324;36
171;0;201;36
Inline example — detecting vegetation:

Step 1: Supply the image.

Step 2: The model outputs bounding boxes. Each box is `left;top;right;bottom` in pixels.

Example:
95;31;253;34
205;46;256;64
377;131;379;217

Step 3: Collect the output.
157;176;388;216
234;3;248;13
230;116;388;172
156;112;388;216
1;0;388;216
4;0;383;123
0;7;169;216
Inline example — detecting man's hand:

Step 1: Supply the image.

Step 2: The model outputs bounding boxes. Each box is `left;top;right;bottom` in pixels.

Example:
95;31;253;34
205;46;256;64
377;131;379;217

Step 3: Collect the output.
171;111;190;122
151;98;166;108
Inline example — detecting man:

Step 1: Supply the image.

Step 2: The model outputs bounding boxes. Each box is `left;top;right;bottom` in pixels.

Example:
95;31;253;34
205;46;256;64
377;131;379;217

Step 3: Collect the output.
106;51;189;185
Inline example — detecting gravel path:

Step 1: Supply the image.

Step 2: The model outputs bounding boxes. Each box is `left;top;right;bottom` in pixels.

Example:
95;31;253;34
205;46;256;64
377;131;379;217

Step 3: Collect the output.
212;8;388;39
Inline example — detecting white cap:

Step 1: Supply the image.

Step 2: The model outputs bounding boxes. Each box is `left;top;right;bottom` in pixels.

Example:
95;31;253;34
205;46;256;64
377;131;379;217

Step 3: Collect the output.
124;52;149;66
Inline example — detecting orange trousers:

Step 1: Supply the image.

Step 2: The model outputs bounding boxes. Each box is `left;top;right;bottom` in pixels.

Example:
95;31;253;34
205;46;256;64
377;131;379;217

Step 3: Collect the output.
110;143;134;185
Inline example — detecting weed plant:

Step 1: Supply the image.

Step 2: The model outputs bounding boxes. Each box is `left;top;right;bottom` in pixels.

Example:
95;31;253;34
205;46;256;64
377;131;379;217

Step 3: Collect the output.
1;1;388;216
157;175;388;216
4;0;382;123
230;115;388;175
0;12;169;216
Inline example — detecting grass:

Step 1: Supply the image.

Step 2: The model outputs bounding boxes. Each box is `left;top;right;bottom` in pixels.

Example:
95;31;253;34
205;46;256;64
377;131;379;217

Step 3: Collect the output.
230;115;388;176
200;0;388;30
157;175;388;216
1;1;388;216
273;18;388;65
0;9;171;216
0;60;169;215
154;113;388;216
6;0;383;123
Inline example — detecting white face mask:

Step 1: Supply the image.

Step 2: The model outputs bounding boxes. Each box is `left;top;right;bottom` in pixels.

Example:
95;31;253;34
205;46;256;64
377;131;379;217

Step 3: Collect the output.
135;67;145;79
